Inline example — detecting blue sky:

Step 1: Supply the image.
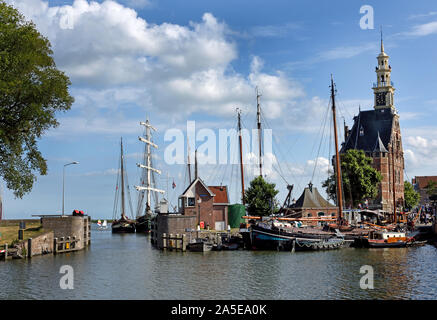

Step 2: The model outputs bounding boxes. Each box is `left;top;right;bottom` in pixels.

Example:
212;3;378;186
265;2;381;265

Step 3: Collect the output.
3;0;437;219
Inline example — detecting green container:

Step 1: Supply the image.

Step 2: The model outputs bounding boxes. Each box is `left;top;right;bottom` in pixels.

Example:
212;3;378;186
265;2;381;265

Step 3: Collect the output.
228;204;246;228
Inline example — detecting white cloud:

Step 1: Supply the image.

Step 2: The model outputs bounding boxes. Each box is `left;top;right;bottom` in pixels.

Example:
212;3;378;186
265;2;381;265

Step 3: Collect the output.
404;21;437;37
6;0;308;135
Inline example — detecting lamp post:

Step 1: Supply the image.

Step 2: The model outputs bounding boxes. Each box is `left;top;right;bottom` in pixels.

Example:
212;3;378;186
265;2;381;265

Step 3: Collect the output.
197;198;202;230
63;161;79;216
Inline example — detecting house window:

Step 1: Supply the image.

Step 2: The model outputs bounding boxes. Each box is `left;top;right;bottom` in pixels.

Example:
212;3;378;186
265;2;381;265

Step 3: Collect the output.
318;212;325;217
187;197;195;207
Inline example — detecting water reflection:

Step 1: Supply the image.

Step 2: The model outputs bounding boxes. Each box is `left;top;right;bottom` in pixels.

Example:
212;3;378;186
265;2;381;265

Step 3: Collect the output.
0;225;436;300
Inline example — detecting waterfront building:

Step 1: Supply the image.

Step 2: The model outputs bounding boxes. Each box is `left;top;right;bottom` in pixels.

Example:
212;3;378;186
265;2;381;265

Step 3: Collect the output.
178;177;229;230
412;176;437;207
340;37;404;212
289;183;338;225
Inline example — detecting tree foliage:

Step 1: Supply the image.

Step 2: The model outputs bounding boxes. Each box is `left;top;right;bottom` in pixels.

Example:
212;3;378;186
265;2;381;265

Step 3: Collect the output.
0;1;73;197
243;176;279;216
404;181;420;210
425;181;437;201
322;149;382;207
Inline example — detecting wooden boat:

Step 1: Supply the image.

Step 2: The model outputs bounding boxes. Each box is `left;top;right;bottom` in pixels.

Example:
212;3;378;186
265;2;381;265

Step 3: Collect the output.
112;216;136;233
187;239;213;252
112;138;136;234
367;230;407;248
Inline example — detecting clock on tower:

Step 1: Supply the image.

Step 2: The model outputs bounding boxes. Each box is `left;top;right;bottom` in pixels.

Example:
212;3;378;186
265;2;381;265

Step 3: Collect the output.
376;92;386;106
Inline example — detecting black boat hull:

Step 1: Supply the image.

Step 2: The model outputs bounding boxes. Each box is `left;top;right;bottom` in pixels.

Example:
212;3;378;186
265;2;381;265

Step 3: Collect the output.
111;220;136;233
135;216;151;233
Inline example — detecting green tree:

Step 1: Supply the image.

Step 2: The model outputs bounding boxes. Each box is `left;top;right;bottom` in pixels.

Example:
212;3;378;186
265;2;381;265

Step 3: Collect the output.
322;149;382;207
404;181;420;210
243;176;279;216
425;181;437;197
0;1;73;198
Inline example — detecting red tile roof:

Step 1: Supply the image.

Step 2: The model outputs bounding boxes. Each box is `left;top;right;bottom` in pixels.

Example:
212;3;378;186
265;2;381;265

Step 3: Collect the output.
208;186;229;204
414;176;437;189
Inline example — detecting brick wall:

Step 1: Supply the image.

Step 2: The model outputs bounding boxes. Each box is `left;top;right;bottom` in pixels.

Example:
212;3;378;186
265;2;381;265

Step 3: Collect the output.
41;216;86;250
15;231;54;257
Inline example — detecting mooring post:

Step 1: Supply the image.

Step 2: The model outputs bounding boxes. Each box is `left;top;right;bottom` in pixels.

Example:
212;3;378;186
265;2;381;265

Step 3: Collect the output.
162;233;167;250
54;238;57;254
4;243;8;261
291;239;296;253
175;234;180;251
182;234;187;252
169;234;174;250
27;238;32;258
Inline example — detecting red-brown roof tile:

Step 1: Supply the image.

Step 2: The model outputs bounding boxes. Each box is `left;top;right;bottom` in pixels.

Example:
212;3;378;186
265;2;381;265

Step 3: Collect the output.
208;186;229;204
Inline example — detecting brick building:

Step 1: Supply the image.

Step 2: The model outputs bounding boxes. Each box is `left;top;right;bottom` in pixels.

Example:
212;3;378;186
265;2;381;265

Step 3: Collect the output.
412;176;437;206
178;177;229;230
340;38;404;213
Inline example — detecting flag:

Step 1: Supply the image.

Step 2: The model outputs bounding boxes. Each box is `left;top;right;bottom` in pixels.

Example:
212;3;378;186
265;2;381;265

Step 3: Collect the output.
172;180;176;189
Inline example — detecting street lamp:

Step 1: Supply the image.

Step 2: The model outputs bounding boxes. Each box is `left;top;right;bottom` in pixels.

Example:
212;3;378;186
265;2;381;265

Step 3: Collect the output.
197;198;202;230
62;161;79;216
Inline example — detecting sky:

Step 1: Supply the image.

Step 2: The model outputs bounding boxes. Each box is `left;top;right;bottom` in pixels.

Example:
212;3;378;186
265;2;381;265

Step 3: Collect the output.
2;0;437;219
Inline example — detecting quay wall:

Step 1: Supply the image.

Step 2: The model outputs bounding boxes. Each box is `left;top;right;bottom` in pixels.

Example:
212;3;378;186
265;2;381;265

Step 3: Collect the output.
152;214;196;249
42;216;91;250
14;231;54;257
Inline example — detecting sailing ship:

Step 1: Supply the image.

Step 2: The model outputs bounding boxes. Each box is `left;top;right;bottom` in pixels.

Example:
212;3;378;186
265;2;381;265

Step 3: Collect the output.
134;119;165;233
112;138;136;233
242;77;360;250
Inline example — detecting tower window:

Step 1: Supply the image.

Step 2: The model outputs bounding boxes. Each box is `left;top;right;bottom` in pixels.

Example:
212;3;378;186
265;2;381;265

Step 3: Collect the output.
359;126;364;136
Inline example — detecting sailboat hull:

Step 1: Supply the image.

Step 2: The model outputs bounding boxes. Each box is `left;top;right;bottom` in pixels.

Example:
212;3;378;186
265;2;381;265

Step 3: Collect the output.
135;215;151;233
111;219;136;233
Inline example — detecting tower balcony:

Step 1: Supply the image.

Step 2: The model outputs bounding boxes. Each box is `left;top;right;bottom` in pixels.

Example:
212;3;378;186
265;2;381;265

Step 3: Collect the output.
373;81;394;88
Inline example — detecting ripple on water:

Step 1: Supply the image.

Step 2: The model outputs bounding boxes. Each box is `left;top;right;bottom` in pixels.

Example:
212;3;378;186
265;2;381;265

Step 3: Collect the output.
1;229;437;299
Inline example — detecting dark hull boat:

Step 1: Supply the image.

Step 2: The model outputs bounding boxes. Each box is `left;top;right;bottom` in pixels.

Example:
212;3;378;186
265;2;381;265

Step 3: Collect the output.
112;138;136;234
134;215;151;233
246;222;354;251
112;217;136;233
187;240;213;252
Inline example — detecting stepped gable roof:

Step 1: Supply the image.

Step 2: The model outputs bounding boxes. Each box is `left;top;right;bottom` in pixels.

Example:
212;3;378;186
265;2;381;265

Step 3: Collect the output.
208;186;229;204
373;132;388;153
291;185;336;209
341;109;394;153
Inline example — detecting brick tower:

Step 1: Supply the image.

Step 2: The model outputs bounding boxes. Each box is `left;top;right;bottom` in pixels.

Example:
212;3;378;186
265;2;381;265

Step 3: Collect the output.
341;36;405;213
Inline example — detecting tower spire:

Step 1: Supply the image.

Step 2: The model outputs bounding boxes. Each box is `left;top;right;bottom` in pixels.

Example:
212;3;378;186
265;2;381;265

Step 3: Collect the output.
380;26;384;53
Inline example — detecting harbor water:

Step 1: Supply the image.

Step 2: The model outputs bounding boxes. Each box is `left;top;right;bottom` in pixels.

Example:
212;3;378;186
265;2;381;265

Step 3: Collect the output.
1;224;436;300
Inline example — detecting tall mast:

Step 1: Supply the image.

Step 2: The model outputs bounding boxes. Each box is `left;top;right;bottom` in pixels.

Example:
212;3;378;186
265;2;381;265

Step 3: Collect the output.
135;120;165;213
146;119;152;213
256;87;262;178
120;137;126;219
237;109;245;204
330;75;343;222
187;135;192;184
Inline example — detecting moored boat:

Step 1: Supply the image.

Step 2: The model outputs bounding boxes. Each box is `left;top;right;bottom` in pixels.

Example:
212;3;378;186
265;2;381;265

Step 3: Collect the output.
112;138;136;234
366;230;407;248
187;239;213;252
